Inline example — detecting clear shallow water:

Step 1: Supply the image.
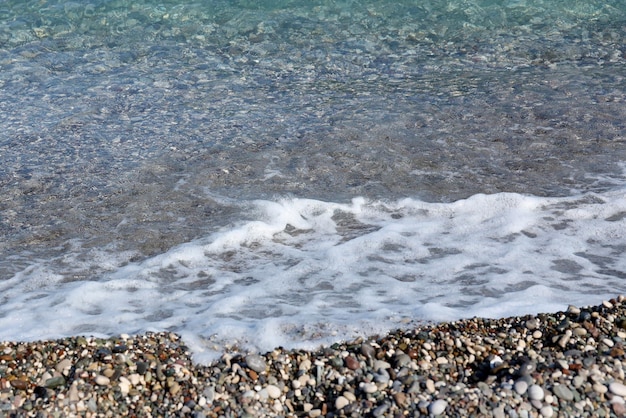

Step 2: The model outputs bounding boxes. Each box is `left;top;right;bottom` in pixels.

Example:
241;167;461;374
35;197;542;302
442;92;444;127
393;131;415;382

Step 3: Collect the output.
1;0;625;363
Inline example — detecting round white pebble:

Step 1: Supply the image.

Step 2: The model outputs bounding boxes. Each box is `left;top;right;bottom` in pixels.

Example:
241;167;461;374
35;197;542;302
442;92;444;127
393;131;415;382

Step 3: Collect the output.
429;399;448;415
540;405;554;417
528;385;544;401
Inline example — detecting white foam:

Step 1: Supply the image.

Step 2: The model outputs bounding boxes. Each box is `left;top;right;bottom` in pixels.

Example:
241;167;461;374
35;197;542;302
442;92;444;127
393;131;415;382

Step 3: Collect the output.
2;190;626;363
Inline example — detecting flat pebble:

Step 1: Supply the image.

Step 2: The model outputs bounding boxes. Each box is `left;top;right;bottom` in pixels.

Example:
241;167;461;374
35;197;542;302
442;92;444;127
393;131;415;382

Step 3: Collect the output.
594;383;608;394
610;382;626;397
245;354;267;373
552;384;574;401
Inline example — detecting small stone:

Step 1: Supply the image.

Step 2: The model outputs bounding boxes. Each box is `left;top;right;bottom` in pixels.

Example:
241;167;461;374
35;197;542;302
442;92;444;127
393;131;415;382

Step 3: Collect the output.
10;379;29;390
610;382;626;397
514;380;529;395
493;405;506;418
361;343;376;359
335;396;349;409
426;379;436;394
394;353;411;368
343;391;356;402
118;377;131;395
526;318;540;330
136;362;149;375
573;375;585;388
204;386;215;403
593;383;608;394
552;384;574;401
540;405;554;417
373;360;391;371
94;375;110;386
393;392;407;407
344;355;360;370
245;354;267;373
613;399;626;417
567;305;581;315
477;381;493;397
55;359;72;374
266;384;281;399
168;381;181;396
44;376;65;389
360;382;377;394
429;399;447;415
528;385;544;401
372;403;389;416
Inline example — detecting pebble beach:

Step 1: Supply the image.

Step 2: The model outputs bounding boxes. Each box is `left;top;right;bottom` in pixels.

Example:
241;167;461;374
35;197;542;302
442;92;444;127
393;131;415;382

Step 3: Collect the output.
3;297;626;417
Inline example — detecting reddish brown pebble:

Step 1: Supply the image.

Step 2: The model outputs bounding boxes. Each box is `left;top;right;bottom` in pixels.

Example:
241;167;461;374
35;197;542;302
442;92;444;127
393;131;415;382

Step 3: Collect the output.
613;401;626;417
344;355;360;370
0;354;13;361
248;369;258;380
10;379;29;390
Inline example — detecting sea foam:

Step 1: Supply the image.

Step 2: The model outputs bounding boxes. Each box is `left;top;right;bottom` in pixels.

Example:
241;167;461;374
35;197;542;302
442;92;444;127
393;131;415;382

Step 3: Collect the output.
1;190;625;363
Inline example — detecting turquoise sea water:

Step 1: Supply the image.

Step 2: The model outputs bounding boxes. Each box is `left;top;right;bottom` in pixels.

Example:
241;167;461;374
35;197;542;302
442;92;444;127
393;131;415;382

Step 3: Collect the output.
1;0;626;360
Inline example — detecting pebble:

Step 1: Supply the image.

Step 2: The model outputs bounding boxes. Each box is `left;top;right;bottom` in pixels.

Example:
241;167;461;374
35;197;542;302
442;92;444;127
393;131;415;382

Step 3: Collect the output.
429;399;448;415
594;383;608;394
266;384;281;399
552;384;574;401
344;355;360;370
245;354;267;373
540;405;554;417
360;382;377;393
94;375;110;386
426;379;436;393
335;396;349;409
610;382;626;397
528;385;544;401
514;380;529;395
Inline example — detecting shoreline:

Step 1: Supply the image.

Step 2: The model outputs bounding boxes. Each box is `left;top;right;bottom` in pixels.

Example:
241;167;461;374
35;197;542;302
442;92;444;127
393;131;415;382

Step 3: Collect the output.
2;297;626;417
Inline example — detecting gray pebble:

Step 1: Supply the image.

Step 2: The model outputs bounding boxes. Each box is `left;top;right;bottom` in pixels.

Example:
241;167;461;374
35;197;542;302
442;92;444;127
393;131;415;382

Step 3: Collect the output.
514;380;528;395
552;384;574;401
528;384;544;401
245;354;267;373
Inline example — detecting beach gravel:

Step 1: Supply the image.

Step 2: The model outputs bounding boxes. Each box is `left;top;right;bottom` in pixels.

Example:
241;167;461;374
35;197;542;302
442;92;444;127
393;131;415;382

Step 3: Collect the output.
3;297;626;416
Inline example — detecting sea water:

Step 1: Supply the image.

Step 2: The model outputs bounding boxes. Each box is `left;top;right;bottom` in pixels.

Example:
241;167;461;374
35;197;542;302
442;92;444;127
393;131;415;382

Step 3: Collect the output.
1;0;625;363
